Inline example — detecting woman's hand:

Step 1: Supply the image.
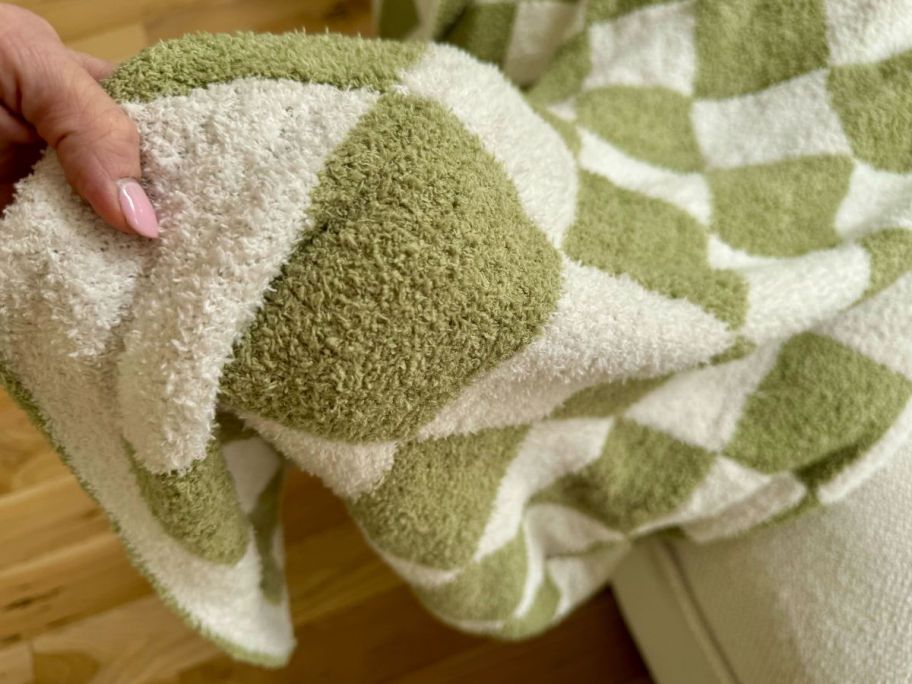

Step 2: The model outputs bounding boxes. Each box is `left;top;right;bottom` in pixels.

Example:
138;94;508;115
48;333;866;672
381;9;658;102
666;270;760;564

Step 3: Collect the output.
0;4;158;237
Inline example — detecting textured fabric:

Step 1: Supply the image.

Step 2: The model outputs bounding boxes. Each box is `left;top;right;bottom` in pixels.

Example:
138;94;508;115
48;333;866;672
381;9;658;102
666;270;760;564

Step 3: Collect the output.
1;0;911;666
654;443;912;683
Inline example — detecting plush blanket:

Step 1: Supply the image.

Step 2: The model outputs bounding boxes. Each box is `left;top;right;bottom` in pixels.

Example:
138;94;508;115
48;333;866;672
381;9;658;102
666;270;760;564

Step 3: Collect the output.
2;0;912;666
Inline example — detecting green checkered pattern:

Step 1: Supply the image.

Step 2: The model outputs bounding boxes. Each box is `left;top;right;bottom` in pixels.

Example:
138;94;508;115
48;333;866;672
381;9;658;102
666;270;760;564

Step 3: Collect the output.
2;0;912;666
366;0;912;631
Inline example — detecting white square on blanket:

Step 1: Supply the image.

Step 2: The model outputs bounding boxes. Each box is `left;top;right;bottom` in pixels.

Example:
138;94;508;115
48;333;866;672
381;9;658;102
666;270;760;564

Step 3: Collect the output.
825;0;912;66
692;70;851;169
583;0;697;96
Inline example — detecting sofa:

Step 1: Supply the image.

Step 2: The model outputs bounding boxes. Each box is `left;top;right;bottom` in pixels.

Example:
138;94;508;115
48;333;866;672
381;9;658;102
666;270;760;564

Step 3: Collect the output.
614;446;912;683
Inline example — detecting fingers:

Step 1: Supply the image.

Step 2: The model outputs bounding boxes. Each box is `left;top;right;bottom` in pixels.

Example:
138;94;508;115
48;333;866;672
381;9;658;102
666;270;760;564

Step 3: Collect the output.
22;49;157;237
0;105;38;145
0;7;158;238
68;49;115;81
0;50;110;213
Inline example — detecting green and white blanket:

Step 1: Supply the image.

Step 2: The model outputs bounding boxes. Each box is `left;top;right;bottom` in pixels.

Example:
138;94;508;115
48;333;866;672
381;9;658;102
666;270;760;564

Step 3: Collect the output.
2;0;912;666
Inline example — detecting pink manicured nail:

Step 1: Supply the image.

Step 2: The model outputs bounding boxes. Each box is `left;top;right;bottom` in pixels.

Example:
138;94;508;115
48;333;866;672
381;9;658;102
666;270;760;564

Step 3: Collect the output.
116;179;159;238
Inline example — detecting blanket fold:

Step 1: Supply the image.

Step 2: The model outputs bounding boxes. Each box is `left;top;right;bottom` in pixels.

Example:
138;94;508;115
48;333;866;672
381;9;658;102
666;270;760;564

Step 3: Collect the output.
2;0;912;666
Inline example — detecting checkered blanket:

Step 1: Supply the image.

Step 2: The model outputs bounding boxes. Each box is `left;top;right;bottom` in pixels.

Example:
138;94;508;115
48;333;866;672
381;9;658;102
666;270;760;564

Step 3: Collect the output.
1;0;911;666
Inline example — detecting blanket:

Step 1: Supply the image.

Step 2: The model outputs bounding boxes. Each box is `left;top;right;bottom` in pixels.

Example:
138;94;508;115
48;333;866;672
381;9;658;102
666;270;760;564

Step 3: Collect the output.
2;0;912;666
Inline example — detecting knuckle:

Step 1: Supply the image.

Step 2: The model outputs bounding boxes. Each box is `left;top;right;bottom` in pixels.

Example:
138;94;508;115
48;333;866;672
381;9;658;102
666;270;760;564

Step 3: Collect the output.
0;7;58;61
93;107;140;147
58;100;138;149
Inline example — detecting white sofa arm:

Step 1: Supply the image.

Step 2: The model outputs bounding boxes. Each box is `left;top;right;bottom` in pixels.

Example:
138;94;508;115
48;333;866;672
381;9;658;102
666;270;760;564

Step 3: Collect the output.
614;448;912;684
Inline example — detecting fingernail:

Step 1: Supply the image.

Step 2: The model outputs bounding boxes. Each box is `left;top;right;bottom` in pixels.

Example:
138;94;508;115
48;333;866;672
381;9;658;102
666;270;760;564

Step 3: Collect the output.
116;179;159;238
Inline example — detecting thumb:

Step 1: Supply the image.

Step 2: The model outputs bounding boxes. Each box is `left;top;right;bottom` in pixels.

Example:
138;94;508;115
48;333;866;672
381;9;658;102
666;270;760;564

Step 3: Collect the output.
16;44;158;238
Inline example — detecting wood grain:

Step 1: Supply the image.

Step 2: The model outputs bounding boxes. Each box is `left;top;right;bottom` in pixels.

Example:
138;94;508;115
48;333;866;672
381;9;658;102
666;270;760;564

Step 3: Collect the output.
0;1;652;681
0;393;68;496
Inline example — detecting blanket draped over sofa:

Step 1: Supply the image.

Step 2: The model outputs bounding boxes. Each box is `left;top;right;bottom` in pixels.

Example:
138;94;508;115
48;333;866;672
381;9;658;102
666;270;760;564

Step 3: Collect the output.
2;0;911;665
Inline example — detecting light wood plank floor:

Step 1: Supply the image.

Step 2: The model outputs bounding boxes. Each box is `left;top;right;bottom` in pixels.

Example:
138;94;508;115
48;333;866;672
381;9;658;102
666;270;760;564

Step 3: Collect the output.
0;2;653;682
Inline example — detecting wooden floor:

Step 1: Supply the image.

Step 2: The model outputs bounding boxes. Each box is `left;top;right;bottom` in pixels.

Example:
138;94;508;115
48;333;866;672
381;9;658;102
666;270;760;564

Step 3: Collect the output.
0;2;653;682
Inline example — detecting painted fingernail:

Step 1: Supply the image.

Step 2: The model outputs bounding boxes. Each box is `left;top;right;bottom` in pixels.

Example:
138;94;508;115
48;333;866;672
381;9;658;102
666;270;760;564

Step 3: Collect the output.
116;179;159;238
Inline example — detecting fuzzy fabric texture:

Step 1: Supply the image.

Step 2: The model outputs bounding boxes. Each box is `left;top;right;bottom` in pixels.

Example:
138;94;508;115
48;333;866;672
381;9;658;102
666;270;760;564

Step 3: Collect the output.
2;0;912;666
